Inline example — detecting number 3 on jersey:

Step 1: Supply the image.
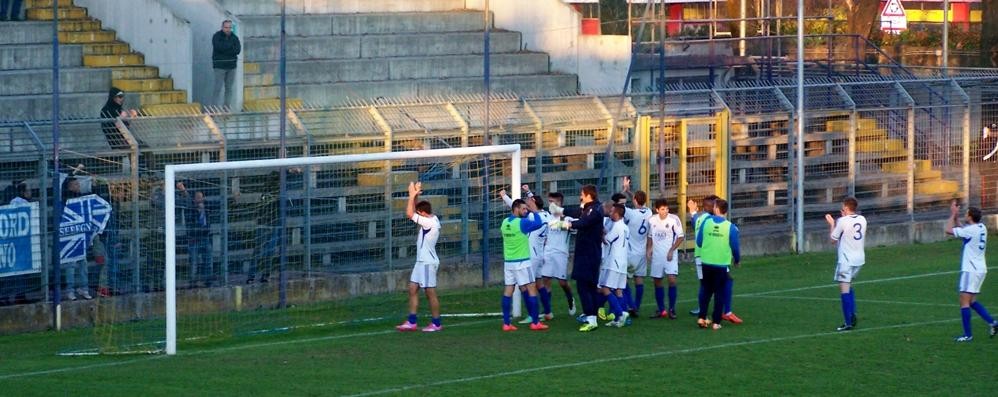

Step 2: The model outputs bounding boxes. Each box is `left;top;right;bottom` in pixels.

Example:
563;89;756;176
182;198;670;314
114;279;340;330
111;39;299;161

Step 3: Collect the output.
853;223;863;240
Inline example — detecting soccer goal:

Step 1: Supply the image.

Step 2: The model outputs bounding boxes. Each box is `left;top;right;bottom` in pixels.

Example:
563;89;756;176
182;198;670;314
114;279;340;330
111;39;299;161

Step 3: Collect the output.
155;145;523;355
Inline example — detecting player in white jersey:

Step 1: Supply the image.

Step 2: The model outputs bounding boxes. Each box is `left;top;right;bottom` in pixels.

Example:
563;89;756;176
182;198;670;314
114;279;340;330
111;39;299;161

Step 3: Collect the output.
824;197;866;332
500;186;551;324
396;182;444;332
597;204;631;327
945;200;997;342
620;176;652;316
540;192;576;319
647;198;684;319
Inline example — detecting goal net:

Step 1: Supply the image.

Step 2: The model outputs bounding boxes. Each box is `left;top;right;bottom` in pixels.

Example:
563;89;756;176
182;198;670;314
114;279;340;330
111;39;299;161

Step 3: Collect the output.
75;145;521;355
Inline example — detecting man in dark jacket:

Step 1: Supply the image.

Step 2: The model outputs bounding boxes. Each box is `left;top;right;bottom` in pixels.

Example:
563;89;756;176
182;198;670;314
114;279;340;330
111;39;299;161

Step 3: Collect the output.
566;184;604;332
99;87;136;150
212;20;241;108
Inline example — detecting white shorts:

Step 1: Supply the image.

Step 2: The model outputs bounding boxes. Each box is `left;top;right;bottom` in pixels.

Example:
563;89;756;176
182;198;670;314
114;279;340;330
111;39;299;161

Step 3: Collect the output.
650;256;679;279
958;271;986;294
694;257;703;280
834;263;863;283
541;253;568;280
504;261;535;287
627;254;647;278
410;263;439;288
530;249;544;279
598;268;628;290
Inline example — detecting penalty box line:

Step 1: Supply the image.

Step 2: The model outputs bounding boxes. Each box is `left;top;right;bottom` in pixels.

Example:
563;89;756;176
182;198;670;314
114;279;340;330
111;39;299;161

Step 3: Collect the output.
344;318;960;397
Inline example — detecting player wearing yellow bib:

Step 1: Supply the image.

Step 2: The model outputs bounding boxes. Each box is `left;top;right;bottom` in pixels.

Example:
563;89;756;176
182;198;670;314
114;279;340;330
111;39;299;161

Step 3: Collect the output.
500;198;549;332
945;200;997;342
694;199;740;330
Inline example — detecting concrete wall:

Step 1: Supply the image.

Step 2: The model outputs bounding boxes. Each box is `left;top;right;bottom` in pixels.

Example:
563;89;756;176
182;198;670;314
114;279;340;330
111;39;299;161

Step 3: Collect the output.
465;0;630;94
219;0;467;15
157;0;243;109
76;0;194;102
3;215;992;334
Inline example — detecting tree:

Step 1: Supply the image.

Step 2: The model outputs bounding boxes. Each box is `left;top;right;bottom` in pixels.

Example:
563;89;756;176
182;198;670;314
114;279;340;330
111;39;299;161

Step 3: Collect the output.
983;0;998;67
843;0;878;37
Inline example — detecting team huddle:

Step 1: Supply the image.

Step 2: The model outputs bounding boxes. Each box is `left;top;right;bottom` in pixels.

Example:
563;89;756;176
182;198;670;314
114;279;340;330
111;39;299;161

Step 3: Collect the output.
394;179;997;341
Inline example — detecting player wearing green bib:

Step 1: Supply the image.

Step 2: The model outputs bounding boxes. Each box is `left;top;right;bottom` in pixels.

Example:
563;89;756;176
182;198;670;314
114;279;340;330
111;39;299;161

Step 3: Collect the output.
500;198;549;332
687;195;718;316
694;199;740;330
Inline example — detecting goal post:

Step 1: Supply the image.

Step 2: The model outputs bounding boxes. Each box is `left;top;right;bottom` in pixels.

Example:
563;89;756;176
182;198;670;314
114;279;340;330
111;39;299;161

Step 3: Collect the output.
163;144;522;355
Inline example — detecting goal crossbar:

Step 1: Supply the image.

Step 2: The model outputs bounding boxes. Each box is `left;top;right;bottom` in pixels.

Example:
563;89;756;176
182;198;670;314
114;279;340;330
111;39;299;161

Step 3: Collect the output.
164;144;522;355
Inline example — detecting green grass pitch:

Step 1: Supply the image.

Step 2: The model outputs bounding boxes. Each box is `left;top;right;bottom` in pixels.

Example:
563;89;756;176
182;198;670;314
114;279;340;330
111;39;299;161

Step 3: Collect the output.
1;239;995;396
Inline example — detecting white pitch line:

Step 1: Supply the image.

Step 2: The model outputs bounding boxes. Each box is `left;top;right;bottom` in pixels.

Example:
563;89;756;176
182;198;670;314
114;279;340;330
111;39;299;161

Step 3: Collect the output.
343;318;959;397
738;270;958;297
749;294;953;308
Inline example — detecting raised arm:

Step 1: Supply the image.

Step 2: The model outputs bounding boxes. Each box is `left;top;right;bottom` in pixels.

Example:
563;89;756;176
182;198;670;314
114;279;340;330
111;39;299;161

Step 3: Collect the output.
826;213;839;244
406;181;421;219
620;176;634;203
499;189;514;208
945;199;961;235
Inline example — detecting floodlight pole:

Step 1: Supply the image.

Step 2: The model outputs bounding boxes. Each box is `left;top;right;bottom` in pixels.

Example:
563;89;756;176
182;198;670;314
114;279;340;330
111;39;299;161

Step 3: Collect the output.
277;0;288;309
795;0;805;253
482;0;491;287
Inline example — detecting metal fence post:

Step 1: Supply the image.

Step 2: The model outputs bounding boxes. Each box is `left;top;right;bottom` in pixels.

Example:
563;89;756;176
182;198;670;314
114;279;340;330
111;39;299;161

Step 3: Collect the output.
848;110;857;197
715;109;730;203
907;106;916;220
636;115;651;193
678;119;689;223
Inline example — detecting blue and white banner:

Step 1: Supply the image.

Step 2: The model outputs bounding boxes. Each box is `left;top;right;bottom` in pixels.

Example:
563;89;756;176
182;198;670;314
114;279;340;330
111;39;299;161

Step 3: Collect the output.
0;202;41;277
60;195;112;264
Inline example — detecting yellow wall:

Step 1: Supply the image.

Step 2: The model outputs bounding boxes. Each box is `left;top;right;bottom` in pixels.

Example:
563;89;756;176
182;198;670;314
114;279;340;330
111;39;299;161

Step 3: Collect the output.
905;10;982;23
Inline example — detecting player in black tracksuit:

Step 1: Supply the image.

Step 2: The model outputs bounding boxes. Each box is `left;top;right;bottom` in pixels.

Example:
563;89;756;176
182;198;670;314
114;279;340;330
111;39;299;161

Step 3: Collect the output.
566;185;604;331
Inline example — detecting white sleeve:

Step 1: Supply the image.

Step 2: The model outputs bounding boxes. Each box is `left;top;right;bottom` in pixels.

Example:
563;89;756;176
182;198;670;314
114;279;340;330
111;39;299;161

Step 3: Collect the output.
952;226;970;239
410;214;435;229
674;215;685;238
830;219;844;241
501;192;513;208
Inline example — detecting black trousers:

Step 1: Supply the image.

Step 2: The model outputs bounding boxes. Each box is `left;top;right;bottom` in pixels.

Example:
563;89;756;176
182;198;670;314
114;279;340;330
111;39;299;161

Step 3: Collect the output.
699;265;729;323
575;280;599;316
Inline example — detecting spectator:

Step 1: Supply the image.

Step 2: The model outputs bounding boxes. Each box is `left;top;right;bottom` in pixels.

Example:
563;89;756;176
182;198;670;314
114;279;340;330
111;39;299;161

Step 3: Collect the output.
6;180;29;205
61;177;92;301
100;87;137;150
212;20;241;108
179;183;214;287
0;0;22;21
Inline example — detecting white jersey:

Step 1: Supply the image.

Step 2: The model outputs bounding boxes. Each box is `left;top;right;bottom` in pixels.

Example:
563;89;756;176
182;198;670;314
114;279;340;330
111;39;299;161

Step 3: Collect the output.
648;214;684;263
602;219;630;273
529;210;552;258
830;214;867;267
411;214;441;266
952;223;988;273
624;207;653;258
543;216;575;256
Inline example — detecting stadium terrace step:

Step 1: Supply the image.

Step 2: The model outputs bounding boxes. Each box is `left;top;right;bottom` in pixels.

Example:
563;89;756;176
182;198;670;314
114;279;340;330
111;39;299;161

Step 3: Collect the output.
358;171;419;187
0;22;52;45
0;68;111;96
242;98;305;112
25;6;89;20
0;92;105;121
84;53;145;67
58;20;102;32
244;75;578;105
249;53;550;85
243;62;260;74
882;160;933;174
134;90;187;107
239;11;488;38
82;42;131;56
58;30;117;44
243;31;521;62
0;43;83;69
915;180;959;196
113;78;174;92
111;66;160;80
24;0;76;7
856;139;905;153
219;0;467;15
141;103;203;116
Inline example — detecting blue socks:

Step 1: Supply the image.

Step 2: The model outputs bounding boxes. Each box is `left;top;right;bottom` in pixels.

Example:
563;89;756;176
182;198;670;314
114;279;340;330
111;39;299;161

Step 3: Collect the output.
655;286;665;312
407;313;418;325
431;317;441;327
607;293;624;319
723;278;734;313
502;295;513;325
622;285;635;311
539;286;552;315
840;293;852;325
526;294;540;324
668;285;677;311
634;284;644;311
961;307;973;337
971;302;996;324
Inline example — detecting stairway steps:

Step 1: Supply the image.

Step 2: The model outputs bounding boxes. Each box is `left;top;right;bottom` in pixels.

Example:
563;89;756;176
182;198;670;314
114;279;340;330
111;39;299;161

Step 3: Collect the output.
58;30;117;44
113;78;174;92
82;42;130;56
26;6;89;20
84;53;145;67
